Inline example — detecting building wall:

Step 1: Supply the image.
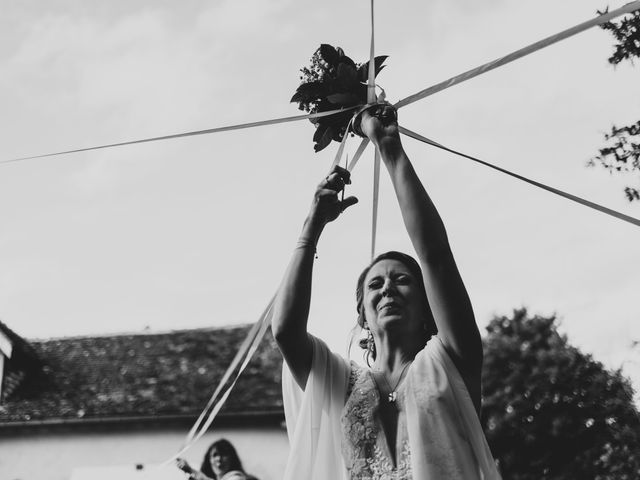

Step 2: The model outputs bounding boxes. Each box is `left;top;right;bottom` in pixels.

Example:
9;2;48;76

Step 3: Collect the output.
0;424;288;480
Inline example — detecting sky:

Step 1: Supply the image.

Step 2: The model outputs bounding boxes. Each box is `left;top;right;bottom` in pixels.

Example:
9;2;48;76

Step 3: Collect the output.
0;0;639;400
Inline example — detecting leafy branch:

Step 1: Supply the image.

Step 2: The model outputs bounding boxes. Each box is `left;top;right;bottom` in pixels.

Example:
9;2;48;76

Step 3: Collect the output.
590;9;640;201
588;121;640;202
598;9;640;65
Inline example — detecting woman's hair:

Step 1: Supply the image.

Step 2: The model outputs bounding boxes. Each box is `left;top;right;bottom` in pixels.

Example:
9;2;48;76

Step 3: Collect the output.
354;251;437;364
201;438;244;479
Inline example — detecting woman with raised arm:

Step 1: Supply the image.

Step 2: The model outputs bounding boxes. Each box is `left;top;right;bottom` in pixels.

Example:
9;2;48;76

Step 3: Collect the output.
272;104;501;480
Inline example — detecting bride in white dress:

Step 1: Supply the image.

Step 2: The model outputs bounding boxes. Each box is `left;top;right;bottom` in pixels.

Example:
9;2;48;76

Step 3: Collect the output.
272;104;502;480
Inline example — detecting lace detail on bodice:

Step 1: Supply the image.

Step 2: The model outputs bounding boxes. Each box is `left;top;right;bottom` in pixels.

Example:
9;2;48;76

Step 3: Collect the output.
340;363;412;480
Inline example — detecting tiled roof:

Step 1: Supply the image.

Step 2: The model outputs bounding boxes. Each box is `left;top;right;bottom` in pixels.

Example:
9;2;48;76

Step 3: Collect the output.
0;324;283;425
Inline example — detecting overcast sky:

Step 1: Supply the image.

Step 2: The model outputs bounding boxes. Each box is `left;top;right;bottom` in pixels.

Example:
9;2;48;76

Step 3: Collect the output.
1;0;639;398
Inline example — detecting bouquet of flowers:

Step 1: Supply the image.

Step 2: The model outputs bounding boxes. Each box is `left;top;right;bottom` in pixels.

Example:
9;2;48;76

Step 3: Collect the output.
291;44;387;152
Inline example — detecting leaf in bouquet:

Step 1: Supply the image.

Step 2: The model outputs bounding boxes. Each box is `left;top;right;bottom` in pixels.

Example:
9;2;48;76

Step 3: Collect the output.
336;63;359;89
326;93;361;105
313;123;330;143
337;52;357;69
315;98;339;113
290;81;326;104
332;126;346;142
319;44;340;66
319;112;352;144
353;83;368;103
357;55;388;82
314;125;335;152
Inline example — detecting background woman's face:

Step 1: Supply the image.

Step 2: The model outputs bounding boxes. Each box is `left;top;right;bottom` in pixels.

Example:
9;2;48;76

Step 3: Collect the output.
209;447;231;476
362;259;425;335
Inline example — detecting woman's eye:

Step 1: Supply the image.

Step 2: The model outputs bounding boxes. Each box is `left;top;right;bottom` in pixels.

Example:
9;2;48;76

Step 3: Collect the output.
368;280;382;289
396;274;411;283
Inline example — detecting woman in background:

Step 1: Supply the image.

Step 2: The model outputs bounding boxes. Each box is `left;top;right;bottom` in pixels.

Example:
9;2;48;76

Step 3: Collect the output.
176;438;258;480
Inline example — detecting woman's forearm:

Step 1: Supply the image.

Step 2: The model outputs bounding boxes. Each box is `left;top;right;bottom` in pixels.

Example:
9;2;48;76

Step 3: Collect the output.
271;166;356;389
376;131;482;382
271;215;324;389
272;216;323;343
378;142;450;259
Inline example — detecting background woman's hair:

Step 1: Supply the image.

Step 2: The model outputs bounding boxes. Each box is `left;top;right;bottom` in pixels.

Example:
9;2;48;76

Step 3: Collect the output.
354;251;437;364
201;438;245;479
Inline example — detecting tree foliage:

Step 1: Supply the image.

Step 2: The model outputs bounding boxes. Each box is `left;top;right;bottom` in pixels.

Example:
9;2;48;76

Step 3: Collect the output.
589;121;640;202
591;9;640;200
599;9;640;66
482;308;640;479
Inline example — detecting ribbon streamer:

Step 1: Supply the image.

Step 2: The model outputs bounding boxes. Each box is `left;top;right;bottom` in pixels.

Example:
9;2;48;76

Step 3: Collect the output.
395;1;640;109
399;126;640;228
330;127;351;169
173;309;273;460
4;3;639;167
1;107;359;166
371;149;381;259
180;296;275;449
348;138;370;171
368;0;381;260
162;297;275;465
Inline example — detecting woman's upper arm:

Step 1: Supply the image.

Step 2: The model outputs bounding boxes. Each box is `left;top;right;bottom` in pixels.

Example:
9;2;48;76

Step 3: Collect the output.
275;330;313;391
420;247;483;380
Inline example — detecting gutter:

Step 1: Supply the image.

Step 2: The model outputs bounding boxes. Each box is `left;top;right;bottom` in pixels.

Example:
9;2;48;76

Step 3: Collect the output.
0;408;284;432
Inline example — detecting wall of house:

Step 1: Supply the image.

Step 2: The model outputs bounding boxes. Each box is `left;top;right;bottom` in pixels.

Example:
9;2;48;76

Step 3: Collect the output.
0;424;288;480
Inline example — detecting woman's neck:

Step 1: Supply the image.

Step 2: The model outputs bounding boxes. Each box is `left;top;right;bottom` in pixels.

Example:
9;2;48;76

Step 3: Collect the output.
373;338;420;373
371;325;427;372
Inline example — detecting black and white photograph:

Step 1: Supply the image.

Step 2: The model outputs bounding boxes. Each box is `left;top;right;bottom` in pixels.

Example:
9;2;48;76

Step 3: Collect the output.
1;1;639;479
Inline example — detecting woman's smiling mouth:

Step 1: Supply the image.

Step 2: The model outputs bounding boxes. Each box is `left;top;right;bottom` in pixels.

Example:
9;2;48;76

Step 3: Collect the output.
379;301;401;311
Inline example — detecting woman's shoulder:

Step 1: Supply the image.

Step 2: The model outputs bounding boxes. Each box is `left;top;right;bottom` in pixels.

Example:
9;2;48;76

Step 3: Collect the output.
308;334;352;374
410;336;452;374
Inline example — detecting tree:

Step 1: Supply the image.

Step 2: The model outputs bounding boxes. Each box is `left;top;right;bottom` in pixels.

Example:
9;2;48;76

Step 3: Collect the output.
481;308;640;479
590;9;640;201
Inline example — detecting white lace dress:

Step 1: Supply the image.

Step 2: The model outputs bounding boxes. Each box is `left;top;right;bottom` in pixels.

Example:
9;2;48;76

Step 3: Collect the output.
341;363;412;479
282;335;502;480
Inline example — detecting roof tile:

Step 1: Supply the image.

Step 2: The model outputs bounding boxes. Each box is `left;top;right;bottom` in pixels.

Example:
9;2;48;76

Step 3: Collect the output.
0;325;283;423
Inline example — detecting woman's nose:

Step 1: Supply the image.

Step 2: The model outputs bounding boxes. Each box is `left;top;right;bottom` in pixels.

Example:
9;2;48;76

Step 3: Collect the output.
381;278;396;296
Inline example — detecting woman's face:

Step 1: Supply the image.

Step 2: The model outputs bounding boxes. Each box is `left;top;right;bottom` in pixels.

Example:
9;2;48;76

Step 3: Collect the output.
362;259;425;337
209;447;231;476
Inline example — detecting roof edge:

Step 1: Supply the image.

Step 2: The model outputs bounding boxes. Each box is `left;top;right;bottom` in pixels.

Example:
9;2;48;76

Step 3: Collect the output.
0;408;284;430
26;323;256;343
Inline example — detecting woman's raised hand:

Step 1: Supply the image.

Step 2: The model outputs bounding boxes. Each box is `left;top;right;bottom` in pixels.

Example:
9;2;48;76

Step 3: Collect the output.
308;165;358;226
359;104;402;154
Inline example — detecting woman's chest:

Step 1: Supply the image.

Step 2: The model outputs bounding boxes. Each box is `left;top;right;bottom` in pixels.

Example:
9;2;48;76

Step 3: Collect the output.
340;366;412;479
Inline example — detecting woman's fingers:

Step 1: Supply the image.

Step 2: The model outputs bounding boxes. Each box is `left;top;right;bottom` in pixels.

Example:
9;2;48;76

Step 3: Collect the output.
310;165;356;224
315;188;357;218
340;195;359;212
324;165;351;188
360;104;399;143
322;173;345;191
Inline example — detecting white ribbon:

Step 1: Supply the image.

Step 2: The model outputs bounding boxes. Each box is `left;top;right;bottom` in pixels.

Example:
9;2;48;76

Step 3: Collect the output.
1;107;360;166
395;1;640;109
399;125;640;228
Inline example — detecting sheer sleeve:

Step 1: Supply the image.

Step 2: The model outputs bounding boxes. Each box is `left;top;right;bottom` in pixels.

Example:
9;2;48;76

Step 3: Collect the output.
282;335;351;480
405;336;502;479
